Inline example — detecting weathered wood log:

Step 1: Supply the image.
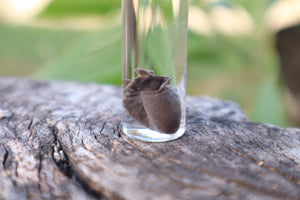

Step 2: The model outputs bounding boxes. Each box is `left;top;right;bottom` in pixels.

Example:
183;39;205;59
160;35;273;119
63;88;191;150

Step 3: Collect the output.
0;78;299;200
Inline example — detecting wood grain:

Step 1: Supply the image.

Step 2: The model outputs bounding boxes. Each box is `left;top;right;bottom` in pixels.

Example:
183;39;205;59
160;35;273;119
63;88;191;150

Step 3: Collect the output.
0;78;299;200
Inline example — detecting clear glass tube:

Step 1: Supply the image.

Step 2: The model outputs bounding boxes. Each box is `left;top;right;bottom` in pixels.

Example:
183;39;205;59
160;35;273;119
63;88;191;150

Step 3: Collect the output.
122;0;188;142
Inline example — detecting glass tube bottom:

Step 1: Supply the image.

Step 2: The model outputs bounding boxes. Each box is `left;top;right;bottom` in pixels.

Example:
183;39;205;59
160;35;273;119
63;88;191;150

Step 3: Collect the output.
123;125;185;142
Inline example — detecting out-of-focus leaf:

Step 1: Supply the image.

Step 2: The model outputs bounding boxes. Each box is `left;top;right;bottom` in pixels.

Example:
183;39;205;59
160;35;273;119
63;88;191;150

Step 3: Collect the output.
39;0;120;18
188;32;257;72
35;27;122;85
0;24;86;76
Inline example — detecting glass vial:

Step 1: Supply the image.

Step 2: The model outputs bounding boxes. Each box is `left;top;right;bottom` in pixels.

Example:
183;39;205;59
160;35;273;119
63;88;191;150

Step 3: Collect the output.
122;0;188;142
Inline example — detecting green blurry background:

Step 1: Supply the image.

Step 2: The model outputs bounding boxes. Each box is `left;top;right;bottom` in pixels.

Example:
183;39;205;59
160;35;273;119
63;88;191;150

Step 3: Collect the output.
0;0;299;127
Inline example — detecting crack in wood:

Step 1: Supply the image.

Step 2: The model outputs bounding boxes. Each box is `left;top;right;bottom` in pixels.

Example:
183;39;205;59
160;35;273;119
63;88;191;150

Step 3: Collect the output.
74;175;107;200
99;122;106;135
49;124;73;178
49;123;106;199
2;146;9;169
27;117;34;130
15;162;19;178
115;121;122;138
37;145;43;194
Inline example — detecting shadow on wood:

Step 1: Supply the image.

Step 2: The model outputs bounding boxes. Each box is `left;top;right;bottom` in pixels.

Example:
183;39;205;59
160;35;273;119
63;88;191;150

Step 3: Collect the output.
0;78;299;200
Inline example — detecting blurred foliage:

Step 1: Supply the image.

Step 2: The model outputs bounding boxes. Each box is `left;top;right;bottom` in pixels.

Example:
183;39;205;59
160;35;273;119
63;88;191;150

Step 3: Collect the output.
0;0;289;126
39;0;121;18
36;27;122;84
0;24;88;76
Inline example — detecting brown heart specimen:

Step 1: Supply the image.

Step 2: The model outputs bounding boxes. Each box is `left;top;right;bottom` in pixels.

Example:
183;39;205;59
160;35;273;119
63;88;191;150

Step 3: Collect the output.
123;68;181;134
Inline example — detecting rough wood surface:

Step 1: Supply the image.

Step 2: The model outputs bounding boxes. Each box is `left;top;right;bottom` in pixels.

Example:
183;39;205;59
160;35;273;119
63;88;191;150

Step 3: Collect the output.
0;78;299;200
